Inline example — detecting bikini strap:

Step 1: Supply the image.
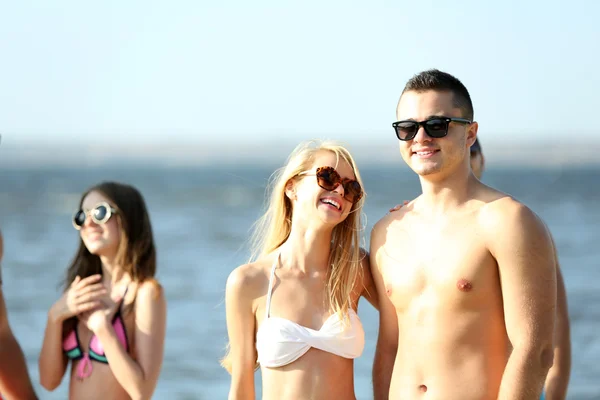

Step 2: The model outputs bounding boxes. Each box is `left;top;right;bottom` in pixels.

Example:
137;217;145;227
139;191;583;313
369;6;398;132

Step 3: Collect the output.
122;285;129;300
264;253;279;319
116;285;129;316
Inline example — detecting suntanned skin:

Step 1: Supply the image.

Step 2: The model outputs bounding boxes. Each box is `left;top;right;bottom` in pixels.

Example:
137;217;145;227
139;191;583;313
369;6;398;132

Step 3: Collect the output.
371;90;556;400
225;151;378;400
227;251;375;400
0;231;39;400
38;191;167;400
388;143;572;400
543;237;571;400
471;144;571;400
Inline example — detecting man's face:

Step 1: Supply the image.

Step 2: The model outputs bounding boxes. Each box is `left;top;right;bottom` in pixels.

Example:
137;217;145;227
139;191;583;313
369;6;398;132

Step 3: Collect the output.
396;90;477;177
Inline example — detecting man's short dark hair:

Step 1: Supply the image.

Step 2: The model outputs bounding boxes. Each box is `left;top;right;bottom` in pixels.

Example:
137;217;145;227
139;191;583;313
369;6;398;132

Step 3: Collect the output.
401;69;474;120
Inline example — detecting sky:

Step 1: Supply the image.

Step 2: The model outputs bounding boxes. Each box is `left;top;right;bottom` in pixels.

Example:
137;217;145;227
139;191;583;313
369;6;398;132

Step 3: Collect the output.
0;0;598;165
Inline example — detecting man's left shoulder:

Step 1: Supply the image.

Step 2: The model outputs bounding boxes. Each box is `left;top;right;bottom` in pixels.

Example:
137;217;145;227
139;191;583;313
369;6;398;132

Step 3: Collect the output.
478;196;552;254
479;196;543;230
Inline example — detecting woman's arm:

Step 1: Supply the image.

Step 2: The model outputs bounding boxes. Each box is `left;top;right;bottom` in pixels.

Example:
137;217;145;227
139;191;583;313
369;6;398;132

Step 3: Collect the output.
39;274;105;391
91;281;167;400
358;248;379;311
38;305;69;391
225;265;258;400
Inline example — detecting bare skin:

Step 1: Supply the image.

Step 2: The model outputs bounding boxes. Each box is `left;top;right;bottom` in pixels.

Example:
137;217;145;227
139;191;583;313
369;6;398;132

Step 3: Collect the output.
227;252;374;400
371;89;556;400
225;151;377;400
472;144;570;399
0;231;38;400
542;238;571;400
388;203;571;400
391;145;572;399
39;191;166;400
470;148;485;180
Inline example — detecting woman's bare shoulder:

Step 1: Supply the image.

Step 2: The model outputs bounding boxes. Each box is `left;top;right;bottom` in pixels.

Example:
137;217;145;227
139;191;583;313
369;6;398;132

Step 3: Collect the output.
226;256;274;301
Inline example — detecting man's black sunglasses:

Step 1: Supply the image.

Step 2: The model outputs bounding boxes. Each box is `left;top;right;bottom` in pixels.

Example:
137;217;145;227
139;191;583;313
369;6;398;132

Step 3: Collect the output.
392;117;472;141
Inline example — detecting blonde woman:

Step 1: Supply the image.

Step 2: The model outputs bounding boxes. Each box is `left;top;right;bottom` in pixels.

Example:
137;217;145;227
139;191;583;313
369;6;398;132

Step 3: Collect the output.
222;140;377;400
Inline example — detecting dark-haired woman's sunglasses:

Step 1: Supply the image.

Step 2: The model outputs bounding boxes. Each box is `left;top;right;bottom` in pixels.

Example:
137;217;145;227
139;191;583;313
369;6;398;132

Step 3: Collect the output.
72;202;117;230
392;117;472;141
299;166;363;204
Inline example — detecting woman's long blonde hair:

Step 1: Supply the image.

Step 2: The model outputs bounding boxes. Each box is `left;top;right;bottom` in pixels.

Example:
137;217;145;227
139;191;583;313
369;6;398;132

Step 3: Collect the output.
221;139;366;373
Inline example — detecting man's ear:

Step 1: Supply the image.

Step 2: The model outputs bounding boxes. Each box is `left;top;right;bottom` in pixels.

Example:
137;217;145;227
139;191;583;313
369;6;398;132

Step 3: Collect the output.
466;122;479;147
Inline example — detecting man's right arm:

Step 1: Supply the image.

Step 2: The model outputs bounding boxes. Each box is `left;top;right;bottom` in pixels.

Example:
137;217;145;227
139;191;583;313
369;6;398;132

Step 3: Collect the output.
371;222;399;400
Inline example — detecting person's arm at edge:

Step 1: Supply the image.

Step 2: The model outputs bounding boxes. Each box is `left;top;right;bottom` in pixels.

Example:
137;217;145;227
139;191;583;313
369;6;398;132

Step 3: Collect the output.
544;234;571;400
0;293;38;400
0;231;38;400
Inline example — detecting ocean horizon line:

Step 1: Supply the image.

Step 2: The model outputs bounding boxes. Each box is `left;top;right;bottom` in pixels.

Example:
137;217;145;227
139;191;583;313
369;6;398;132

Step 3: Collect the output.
2;140;599;168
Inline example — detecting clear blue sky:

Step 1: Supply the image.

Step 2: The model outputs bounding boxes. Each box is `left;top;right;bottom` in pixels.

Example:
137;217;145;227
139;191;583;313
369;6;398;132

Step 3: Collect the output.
0;0;598;154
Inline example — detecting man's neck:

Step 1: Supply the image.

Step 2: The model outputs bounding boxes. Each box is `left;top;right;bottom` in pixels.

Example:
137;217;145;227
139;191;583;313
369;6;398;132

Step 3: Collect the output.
417;167;476;216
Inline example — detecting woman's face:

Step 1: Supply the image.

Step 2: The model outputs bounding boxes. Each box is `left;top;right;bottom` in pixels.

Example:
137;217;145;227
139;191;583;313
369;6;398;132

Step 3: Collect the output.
78;191;121;259
291;151;359;227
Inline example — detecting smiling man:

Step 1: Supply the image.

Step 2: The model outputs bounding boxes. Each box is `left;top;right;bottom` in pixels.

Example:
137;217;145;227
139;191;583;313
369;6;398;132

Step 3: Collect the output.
370;69;557;400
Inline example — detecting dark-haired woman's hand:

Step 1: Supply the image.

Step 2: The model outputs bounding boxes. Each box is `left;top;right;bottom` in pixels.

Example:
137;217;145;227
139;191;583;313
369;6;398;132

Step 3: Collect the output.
79;291;123;334
49;274;107;323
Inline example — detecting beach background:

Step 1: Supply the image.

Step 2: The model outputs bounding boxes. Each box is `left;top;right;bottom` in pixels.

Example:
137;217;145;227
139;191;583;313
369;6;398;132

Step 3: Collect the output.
0;155;599;399
1;1;599;398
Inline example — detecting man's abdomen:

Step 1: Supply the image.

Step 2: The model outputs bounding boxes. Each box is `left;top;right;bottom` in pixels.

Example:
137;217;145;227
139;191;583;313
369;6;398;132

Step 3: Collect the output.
390;310;508;400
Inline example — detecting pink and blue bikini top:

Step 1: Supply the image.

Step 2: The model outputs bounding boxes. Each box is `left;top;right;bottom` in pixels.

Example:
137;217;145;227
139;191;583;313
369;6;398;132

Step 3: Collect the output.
62;287;129;379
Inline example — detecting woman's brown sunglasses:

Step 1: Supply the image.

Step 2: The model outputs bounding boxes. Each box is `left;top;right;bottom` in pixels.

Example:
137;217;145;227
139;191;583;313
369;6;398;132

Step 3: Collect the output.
299;166;363;204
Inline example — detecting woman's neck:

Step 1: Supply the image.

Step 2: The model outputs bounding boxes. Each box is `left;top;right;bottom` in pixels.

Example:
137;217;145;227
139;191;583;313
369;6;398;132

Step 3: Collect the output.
280;224;333;274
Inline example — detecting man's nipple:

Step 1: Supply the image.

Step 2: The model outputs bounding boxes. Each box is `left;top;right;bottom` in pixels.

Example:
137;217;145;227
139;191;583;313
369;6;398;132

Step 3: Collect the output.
456;279;473;292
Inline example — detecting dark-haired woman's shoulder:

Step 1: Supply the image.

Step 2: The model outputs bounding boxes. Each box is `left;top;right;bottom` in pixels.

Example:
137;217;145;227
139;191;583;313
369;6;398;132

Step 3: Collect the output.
137;278;165;302
127;277;166;396
134;278;167;332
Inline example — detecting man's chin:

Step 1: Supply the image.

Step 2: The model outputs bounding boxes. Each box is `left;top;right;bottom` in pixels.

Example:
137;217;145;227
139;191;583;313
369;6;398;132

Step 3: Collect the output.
412;165;442;177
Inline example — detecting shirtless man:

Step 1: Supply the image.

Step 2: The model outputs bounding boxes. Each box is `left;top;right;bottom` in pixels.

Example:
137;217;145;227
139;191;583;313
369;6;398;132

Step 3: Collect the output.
0;231;38;399
370;69;557;400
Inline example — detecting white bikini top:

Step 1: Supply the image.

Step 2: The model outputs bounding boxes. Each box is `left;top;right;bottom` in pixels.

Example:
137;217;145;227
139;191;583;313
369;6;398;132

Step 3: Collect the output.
255;254;365;368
